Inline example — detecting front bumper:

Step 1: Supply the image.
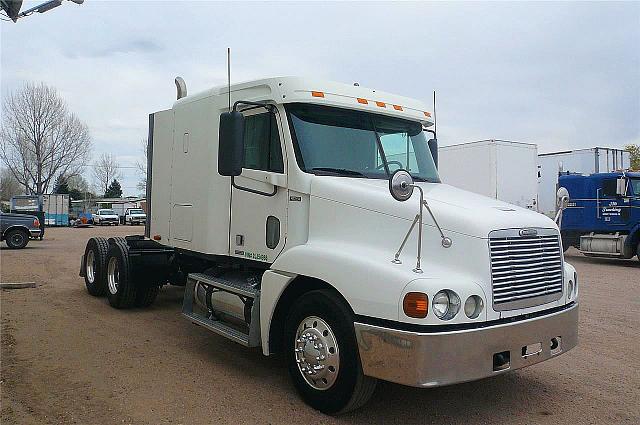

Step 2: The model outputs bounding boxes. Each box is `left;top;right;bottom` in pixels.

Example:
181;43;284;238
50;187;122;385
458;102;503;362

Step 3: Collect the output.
354;302;578;387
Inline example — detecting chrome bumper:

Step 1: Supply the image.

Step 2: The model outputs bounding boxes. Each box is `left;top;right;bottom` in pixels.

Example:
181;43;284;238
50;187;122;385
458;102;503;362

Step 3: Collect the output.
29;229;41;237
354;303;578;387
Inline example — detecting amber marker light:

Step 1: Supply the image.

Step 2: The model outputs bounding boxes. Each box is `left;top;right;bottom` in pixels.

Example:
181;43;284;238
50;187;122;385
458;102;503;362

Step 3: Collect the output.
403;292;429;318
357;98;368;104
311;91;325;98
424;111;432;118
393;105;403;111
153;235;162;241
375;101;386;107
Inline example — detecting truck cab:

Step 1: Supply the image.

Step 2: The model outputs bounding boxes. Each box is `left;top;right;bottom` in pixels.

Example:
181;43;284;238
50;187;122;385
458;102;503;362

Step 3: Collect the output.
80;77;579;414
559;171;640;259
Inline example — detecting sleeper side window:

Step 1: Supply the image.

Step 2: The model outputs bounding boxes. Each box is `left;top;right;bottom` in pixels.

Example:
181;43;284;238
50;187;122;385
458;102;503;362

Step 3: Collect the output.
243;113;284;173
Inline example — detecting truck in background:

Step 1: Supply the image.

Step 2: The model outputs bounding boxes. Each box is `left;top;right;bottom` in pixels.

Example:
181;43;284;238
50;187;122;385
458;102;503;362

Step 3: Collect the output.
558;171;640;260
10;195;45;238
438;140;539;210
539;147;630;218
79;76;578;414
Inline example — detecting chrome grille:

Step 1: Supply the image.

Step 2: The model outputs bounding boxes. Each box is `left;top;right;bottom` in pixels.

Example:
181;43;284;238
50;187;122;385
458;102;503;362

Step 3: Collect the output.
489;229;563;311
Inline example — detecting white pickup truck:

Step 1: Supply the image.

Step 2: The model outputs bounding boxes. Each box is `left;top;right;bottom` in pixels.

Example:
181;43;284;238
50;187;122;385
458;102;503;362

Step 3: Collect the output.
92;209;119;226
80;77;578;414
124;208;146;225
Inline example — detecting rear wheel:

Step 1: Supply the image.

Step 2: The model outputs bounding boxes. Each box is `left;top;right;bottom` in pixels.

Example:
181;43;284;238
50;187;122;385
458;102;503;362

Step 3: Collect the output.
636;242;640;261
84;237;109;296
5;229;29;249
106;240;137;308
284;290;377;415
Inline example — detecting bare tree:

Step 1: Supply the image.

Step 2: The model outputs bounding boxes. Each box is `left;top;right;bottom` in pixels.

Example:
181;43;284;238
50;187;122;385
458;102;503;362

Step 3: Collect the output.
1;167;22;200
135;138;148;193
0;82;91;195
92;153;122;195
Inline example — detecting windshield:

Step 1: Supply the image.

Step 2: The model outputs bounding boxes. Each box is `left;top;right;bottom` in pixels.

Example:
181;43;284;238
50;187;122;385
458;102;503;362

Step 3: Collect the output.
129;209;144;214
286;103;440;182
100;210;116;215
630;179;640;195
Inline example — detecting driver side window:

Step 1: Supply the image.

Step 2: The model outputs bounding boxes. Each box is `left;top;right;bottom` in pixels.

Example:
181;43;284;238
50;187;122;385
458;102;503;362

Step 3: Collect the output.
377;132;415;172
243;113;284;173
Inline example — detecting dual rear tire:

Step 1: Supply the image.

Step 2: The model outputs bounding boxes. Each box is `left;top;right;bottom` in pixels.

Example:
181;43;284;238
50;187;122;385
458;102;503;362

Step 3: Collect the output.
83;237;159;308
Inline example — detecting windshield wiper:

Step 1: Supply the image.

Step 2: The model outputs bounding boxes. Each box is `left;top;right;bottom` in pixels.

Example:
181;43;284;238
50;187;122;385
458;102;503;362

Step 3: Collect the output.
310;167;368;178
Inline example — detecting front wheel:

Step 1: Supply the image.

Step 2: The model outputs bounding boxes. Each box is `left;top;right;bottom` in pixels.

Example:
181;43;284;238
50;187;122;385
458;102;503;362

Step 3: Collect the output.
284;290;376;415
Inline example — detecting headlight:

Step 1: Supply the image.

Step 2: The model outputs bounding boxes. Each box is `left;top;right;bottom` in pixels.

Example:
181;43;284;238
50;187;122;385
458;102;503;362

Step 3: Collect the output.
432;290;460;320
464;295;484;319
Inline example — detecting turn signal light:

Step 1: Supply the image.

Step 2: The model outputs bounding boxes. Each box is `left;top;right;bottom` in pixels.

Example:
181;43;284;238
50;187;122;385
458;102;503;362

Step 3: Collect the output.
403;292;428;318
311;91;325;98
33;218;40;227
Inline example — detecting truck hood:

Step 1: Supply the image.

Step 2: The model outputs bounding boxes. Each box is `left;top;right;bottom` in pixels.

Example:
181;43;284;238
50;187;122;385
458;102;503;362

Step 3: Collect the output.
310;176;556;239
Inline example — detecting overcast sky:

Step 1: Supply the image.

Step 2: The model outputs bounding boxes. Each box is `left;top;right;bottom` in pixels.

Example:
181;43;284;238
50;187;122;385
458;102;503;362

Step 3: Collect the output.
2;1;639;196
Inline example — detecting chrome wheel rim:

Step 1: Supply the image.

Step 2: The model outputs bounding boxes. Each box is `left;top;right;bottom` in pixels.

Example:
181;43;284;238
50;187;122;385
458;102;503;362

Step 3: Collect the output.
107;256;119;295
86;250;96;283
294;316;339;390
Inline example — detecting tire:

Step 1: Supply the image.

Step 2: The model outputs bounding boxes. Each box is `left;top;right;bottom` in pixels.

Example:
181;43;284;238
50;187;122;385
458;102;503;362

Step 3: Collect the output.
84;237;109;296
105;240;138;309
135;286;160;307
5;229;29;249
636;242;640;261
284;290;377;415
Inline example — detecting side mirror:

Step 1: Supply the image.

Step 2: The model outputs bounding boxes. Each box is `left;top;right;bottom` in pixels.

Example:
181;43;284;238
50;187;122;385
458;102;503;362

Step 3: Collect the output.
389;169;414;201
428;138;438;169
218;111;245;177
616;177;627;196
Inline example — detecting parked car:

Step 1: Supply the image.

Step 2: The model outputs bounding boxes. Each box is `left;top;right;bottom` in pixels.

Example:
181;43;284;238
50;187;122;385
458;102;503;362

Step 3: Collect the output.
124;208;146;225
93;209;119;226
0;212;41;249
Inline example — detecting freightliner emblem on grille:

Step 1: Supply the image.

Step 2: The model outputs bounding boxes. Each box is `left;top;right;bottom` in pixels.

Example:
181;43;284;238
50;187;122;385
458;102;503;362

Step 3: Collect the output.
519;228;538;237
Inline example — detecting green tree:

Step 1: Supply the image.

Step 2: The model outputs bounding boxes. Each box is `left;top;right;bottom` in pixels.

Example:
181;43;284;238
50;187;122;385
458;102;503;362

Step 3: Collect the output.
53;175;70;194
624;144;639;170
105;179;122;198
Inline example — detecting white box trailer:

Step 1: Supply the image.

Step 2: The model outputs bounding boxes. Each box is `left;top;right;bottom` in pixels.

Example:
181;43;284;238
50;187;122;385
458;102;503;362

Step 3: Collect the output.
438;140;539;210
42;194;69;226
538;147;630;217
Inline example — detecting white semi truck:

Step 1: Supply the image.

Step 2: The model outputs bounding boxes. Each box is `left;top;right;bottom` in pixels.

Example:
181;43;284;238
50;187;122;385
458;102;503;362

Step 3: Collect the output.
80;77;579;414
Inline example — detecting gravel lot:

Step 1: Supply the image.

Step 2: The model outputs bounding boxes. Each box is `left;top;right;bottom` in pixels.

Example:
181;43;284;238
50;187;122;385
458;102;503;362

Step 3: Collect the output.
1;226;638;424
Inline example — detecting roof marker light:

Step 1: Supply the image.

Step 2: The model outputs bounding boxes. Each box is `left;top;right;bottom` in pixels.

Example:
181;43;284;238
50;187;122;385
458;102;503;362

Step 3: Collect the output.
424;111;432;118
393;105;403;111
357;98;368;104
311;91;325;98
375;101;386;107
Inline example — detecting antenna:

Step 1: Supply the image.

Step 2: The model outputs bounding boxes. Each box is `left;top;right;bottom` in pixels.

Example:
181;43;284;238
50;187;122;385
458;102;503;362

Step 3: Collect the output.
227;47;231;111
433;90;437;136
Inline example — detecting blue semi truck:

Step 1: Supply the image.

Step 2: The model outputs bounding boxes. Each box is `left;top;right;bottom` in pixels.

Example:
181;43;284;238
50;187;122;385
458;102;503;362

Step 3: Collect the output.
558;171;640;260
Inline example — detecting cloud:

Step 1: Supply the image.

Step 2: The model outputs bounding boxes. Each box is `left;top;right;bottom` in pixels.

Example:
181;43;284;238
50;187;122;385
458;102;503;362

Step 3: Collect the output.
63;38;163;59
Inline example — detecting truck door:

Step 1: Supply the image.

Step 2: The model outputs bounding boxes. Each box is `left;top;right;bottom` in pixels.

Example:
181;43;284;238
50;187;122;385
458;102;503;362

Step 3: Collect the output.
229;109;288;263
598;178;630;227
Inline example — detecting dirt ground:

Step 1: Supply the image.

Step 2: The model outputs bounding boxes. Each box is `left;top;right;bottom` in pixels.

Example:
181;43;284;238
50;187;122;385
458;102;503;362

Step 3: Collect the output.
1;226;638;424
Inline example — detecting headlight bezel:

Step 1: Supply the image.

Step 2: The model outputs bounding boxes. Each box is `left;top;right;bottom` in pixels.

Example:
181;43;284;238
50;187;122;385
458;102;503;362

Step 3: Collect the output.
432;289;461;320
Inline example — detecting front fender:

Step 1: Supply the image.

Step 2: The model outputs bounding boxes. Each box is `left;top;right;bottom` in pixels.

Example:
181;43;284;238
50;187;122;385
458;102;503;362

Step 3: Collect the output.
271;242;416;321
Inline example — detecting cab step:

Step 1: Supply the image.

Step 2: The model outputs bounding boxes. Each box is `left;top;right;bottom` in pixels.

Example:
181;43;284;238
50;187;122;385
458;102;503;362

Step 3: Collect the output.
182;272;261;347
